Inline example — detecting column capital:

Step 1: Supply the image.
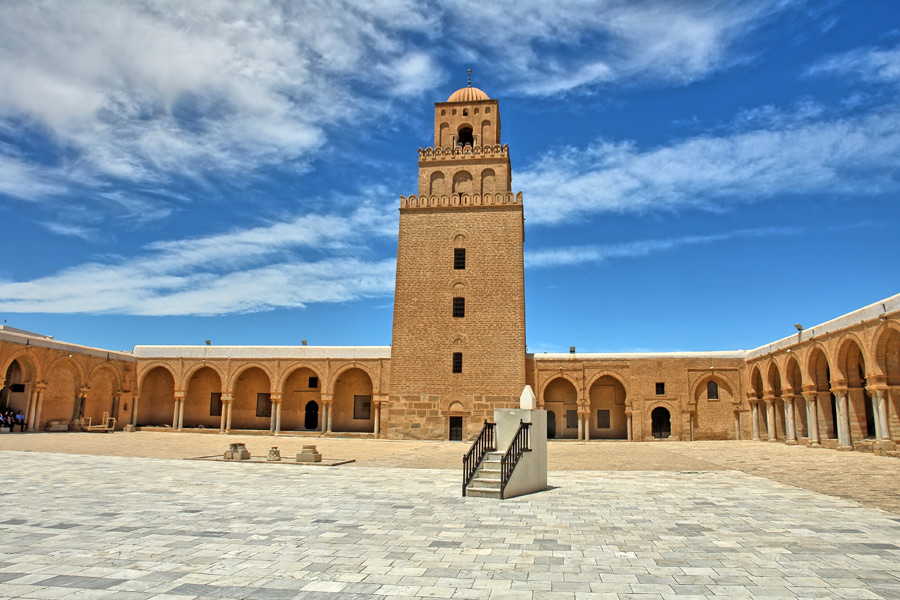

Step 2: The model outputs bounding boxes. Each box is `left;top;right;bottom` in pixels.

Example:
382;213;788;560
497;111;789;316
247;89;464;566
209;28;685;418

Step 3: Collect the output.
221;393;234;403
79;386;90;396
270;393;283;403
173;390;186;400
801;385;818;396
763;394;775;405
830;386;849;396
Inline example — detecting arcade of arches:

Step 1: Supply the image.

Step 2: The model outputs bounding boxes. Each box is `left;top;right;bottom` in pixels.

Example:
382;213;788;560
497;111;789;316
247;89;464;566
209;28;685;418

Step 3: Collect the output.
1;301;898;451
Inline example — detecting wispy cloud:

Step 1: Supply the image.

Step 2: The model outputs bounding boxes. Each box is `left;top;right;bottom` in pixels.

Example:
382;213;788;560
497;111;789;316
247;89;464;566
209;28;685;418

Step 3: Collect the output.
808;43;900;84
0;205;397;316
518;105;900;224
525;227;798;268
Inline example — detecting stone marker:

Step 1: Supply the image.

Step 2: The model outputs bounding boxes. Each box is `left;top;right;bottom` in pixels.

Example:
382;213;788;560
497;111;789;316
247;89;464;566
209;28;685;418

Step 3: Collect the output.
123;424;136;432
297;444;322;463
224;442;250;460
519;384;536;410
267;446;281;461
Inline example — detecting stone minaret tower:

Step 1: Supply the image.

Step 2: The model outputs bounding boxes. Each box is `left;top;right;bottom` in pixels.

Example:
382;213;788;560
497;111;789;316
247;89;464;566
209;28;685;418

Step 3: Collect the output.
386;80;526;440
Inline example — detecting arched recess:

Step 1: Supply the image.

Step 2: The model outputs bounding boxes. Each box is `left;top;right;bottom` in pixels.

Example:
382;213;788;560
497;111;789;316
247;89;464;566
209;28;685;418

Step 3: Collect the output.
41;357;83;429
456;124;474;147
282;366;322;431
452;170;473;195
874;324;900;439
836;336;875;439
766;362;785;440
480;119;493;145
429;171;445;196
808;346;837;439
542;376;578;439
184;366;222;428
693;375;735;440
231;366;271;430
439;122;450;147
480;168;496;196
749;364;767;438
138;365;175;426
84;365;119;427
785;356;807;437
1;357;34;414
588;374;627;439
331;367;374;433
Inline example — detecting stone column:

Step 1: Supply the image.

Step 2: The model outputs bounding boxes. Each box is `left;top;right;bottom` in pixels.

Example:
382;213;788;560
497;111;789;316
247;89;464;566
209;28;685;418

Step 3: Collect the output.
626;411;633;442
131;395;140;426
373;401;381;439
750;401;760;441
274;397;283;435
322;393;333;433
834;391;851;448
784;396;796;443
219;393;232;432
733;410;741;440
268;394;281;434
872;389;890;440
577;411;584;441
585;413;590;442
33;387;44;431
765;397;776;442
222;394;234;432
177;393;185;430
27;387;40;431
804;395;819;446
172;395;181;430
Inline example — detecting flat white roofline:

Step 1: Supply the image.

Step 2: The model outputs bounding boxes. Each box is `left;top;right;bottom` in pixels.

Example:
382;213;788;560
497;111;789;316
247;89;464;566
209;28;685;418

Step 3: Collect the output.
133;345;392;360
530;350;746;360
746;292;900;360
0;329;135;362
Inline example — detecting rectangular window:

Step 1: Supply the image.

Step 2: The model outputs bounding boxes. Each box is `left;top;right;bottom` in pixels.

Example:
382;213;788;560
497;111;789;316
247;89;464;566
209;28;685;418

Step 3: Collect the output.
597;410;611;429
353;395;372;420
10;383;25;393
256;393;272;418
566;410;578;429
452;352;463;373
452;297;465;318
454;248;466;270
655;382;666;396
209;392;222;417
308;376;318;389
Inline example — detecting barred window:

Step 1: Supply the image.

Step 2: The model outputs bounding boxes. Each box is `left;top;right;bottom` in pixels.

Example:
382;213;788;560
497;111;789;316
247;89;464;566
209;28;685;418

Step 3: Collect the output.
452;352;463;373
707;381;719;400
566;410;578;429
309;376;318;389
597;410;611;429
209;392;222;417
454;248;466;270
453;297;465;318
353;395;371;420
655;382;665;396
256;393;272;418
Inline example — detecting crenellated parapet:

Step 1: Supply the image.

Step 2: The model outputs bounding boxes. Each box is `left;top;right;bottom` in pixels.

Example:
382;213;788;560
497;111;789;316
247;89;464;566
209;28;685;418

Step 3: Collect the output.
418;144;509;162
400;191;522;209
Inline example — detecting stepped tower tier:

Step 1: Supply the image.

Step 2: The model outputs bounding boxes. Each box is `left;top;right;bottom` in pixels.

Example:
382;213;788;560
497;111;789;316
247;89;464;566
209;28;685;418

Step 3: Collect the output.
387;84;527;440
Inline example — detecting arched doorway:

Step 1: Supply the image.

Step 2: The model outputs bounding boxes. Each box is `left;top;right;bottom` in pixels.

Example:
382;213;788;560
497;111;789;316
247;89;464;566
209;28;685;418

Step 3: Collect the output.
542;377;577;439
837;338;872;441
651;407;671;439
305;400;319;430
42;358;81;429
766;363;784;440
588;375;627;439
1;359;29;414
282;367;322;431
84;366;118;429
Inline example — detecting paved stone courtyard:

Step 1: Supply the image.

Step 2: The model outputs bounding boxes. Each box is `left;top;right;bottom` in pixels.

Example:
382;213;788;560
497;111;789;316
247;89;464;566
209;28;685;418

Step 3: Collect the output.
2;437;900;599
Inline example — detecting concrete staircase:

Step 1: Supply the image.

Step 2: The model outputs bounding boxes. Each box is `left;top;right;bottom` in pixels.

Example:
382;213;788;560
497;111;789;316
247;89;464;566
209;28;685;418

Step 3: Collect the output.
465;452;503;498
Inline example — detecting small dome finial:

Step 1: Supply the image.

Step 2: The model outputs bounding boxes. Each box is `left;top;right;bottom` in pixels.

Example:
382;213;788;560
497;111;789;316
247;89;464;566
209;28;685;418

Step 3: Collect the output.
467;68;472;87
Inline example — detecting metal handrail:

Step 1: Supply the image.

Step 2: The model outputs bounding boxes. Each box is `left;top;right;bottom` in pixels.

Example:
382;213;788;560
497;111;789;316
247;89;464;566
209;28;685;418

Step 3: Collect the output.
462;420;495;496
499;420;531;499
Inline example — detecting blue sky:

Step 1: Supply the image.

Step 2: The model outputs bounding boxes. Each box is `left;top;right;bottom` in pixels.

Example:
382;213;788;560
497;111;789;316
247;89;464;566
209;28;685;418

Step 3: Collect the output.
1;0;898;353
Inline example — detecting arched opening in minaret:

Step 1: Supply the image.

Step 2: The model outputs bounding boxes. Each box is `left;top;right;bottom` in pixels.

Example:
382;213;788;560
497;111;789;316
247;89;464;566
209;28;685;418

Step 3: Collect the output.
457;126;474;147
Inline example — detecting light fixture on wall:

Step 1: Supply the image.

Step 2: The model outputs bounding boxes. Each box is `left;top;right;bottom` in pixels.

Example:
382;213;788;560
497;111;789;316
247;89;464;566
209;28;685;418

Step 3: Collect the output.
569;346;575;354
794;324;803;332
302;340;308;346
205;340;211;346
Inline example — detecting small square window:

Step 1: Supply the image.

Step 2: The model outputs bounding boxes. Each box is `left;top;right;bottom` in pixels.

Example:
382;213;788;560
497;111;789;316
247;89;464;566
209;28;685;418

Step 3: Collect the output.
566;410;578;429
308;376;318;389
209;392;222;417
353;395;371;420
655;382;665;396
256;393;272;418
453;297;465;318
454;248;466;270
597;410;611;429
452;352;463;373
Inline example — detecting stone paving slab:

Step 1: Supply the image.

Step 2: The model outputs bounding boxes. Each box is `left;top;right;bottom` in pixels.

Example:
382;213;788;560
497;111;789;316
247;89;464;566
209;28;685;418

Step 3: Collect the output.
2;450;900;599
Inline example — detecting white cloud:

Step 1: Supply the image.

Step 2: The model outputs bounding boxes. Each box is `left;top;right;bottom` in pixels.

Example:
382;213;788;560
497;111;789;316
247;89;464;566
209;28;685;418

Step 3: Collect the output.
519;106;900;224
0;204;397;316
444;0;797;95
525;227;797;268
809;44;900;85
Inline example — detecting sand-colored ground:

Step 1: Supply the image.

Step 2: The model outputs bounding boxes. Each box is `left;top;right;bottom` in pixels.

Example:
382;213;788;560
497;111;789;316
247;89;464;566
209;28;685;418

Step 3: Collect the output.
1;431;898;513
